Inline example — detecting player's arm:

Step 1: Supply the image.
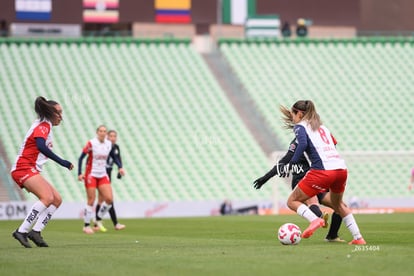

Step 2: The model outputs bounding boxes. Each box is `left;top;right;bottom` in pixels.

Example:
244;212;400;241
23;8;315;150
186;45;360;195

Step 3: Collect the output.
77;152;87;180
253;140;296;189
35;138;73;170
110;149;125;176
290;125;307;164
409;169;414;191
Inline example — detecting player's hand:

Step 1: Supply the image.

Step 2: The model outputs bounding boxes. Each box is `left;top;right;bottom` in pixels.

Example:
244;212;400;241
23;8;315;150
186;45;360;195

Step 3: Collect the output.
78;174;84;181
62;160;74;170
119;168;126;177
253;176;268;189
408;183;413;191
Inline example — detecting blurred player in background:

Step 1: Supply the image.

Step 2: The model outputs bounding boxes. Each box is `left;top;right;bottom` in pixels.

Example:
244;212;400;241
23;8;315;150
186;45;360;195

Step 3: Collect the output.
11;96;73;248
78;125;125;234
94;130;126;231
280;100;365;244
254;137;345;242
408;167;414;190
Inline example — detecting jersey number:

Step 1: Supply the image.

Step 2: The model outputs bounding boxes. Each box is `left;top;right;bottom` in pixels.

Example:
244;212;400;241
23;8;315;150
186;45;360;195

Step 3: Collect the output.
318;128;331;144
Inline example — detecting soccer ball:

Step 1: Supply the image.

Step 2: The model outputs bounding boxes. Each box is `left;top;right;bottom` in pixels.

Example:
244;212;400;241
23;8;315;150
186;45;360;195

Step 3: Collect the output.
278;223;302;245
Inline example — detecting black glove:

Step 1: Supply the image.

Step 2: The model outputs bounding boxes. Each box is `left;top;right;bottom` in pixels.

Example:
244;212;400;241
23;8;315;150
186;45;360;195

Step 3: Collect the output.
117;172;122;179
253;175;271;189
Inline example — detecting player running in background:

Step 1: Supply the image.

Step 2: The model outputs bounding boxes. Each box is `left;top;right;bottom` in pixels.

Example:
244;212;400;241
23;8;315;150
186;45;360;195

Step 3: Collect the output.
280;100;365;244
94;130;126;231
78;125;125;234
253;137;345;242
11;96;73;248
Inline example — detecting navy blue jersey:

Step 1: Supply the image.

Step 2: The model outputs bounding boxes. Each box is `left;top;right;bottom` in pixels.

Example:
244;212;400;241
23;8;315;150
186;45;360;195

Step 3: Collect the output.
106;144;121;169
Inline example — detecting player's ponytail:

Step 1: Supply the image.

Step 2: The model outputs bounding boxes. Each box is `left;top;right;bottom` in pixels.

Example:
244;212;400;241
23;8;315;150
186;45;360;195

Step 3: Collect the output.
34;96;59;121
279;105;294;129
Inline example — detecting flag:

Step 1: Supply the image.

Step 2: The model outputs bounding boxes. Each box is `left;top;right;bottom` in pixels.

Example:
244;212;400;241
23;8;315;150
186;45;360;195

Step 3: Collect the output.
222;0;256;25
83;0;119;23
15;0;52;21
155;0;191;24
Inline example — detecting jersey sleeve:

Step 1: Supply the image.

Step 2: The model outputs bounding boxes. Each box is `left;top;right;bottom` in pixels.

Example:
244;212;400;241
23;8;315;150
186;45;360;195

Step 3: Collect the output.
291;125;307;163
32;122;50;140
82;141;92;154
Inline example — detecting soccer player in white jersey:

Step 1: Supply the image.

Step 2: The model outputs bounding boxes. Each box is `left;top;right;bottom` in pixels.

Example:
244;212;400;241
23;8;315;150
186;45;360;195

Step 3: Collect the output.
78;125;125;234
11;96;73;248
280;100;366;245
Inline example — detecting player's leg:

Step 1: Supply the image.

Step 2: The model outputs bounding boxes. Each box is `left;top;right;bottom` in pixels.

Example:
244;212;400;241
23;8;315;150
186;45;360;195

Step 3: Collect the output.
12;174;52;247
95;177;113;232
94;192;104;231
293;174;324;220
83;180;97;234
319;192;344;242
28;183;62;247
329;170;365;244
287;185;325;239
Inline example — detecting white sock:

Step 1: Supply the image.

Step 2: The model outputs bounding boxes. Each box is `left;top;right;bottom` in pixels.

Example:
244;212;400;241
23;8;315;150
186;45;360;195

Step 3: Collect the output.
18;201;47;233
343;214;363;240
32;205;57;232
97;202;112;220
297;204;319;222
84;205;94;226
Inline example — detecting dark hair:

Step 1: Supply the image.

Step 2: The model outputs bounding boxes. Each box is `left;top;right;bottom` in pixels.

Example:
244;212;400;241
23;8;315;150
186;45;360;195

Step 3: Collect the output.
107;130;117;135
34;96;59;121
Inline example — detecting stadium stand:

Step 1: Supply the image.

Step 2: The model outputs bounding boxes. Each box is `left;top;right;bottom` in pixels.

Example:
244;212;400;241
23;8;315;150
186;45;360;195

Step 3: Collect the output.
1;37;414;204
0;38;271;202
219;38;414;199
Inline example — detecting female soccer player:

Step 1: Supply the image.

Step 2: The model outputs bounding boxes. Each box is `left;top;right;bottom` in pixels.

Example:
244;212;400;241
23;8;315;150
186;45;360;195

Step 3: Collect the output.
78;125;125;234
253;137;345;242
94;130;125;231
281;100;365;244
11;96;73;248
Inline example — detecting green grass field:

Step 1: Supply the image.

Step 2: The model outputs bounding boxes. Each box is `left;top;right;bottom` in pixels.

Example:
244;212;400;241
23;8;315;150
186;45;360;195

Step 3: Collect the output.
1;213;414;276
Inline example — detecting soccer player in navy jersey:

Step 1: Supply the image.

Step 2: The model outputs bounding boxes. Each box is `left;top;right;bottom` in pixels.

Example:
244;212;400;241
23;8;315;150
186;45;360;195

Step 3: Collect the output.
254;138;345;242
280;100;365;244
94;130;126;231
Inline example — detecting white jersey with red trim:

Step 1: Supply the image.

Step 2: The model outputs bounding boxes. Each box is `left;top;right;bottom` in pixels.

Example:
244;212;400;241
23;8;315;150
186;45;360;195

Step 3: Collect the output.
11;119;53;172
292;122;346;170
82;137;112;178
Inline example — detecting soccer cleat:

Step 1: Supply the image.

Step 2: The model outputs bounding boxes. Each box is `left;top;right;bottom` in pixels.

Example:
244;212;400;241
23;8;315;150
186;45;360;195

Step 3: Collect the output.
325;237;346;243
302;218;325;239
114;223;126;230
348;237;366;245
28;230;49;247
96;221;107;232
12;229;32;248
322;212;329;228
83;226;94;234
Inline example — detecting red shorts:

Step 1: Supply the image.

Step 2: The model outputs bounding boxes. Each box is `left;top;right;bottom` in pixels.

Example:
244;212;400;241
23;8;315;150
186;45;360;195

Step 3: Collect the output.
11;167;40;188
298;169;348;197
84;174;110;189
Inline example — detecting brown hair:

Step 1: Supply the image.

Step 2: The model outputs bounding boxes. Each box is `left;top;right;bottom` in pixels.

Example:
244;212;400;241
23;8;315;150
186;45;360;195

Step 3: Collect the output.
291;100;322;131
279;105;294;129
34;96;59;121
